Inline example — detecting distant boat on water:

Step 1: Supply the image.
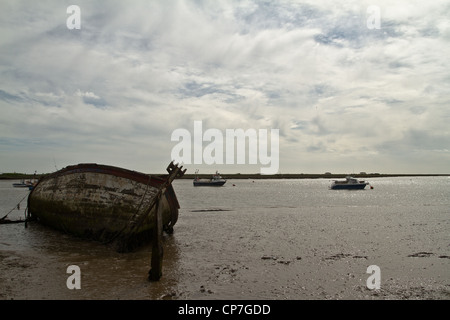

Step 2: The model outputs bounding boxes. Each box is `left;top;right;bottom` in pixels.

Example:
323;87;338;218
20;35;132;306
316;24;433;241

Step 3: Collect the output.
329;176;370;190
193;170;226;187
13;180;31;188
13;179;37;190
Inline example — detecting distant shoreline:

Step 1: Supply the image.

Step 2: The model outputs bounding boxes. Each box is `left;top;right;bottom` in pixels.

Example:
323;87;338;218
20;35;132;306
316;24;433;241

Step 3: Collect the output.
2;172;448;180
178;173;450;180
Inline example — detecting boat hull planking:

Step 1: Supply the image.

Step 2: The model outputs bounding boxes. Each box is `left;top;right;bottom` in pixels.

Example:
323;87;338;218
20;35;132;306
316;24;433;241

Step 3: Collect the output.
28;164;180;251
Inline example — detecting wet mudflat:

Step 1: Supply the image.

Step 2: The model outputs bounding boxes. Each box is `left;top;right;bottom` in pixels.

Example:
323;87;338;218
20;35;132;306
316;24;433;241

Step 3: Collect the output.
0;177;449;299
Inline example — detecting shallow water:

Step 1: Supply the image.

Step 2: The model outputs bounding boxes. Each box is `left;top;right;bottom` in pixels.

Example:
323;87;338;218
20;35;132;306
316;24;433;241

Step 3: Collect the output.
0;177;449;299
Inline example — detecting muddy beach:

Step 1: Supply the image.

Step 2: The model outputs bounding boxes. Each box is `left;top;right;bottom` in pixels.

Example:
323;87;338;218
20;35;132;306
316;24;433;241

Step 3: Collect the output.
1;177;449;300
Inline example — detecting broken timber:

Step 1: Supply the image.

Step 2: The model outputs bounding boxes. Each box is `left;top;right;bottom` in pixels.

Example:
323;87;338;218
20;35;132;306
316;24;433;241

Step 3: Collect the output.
148;162;186;281
115;161;186;280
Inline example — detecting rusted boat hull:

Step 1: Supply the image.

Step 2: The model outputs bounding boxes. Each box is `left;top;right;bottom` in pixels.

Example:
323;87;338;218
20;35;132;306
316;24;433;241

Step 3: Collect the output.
28;163;180;251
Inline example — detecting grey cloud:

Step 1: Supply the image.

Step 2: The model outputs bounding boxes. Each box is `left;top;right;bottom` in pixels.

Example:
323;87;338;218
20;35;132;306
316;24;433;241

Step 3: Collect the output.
307;141;326;152
313;18;403;49
377;129;450;154
234;1;321;31
0;89;23;102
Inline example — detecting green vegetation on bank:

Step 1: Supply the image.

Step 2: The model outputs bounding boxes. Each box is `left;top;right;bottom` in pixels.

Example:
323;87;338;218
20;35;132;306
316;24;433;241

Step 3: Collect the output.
0;173;44;180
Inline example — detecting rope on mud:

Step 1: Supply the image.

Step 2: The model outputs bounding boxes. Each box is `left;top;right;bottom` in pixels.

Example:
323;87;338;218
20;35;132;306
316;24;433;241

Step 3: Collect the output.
0;192;30;223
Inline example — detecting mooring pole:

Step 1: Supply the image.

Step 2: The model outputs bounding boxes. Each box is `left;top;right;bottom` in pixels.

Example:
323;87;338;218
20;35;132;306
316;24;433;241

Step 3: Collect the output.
148;197;164;281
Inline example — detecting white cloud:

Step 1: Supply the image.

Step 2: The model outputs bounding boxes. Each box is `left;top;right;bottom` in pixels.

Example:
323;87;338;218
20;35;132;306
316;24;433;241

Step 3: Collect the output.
0;0;449;174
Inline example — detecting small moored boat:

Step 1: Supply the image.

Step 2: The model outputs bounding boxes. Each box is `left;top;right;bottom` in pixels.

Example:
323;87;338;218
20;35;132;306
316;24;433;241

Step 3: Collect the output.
193;170;226;186
13;180;34;188
330;176;369;190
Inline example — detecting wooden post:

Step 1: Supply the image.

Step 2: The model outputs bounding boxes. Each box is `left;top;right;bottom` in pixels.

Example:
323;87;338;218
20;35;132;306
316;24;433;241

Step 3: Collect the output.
148;196;163;281
138;162;185;281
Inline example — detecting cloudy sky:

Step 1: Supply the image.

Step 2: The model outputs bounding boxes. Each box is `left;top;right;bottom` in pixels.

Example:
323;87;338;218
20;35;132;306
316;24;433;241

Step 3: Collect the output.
1;0;449;175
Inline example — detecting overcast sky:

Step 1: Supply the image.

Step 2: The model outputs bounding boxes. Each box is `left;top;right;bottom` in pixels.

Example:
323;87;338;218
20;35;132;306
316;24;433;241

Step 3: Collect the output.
1;0;449;174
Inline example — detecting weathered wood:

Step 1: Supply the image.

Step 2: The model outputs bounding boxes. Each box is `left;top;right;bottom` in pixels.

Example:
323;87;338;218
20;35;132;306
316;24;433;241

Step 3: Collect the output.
121;162;185;238
28;163;182;252
27;161;186;280
146;162;186;281
148;198;163;281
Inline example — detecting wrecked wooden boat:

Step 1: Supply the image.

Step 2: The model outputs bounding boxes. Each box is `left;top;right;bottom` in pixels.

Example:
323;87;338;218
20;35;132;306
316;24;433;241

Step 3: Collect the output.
27;162;186;253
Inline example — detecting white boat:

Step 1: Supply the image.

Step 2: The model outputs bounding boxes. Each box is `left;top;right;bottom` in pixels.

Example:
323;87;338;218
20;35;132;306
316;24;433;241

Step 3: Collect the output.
193;170;226;187
330;176;369;190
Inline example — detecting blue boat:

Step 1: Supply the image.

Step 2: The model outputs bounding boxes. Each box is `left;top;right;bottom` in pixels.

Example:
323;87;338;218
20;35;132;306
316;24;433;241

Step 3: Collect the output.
13;179;37;189
330;176;369;190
